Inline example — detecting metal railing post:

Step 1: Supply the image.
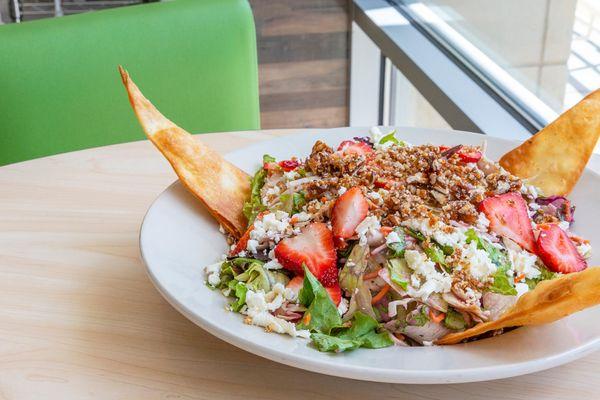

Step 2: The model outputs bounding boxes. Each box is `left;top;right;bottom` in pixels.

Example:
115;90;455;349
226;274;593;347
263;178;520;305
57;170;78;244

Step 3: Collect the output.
54;0;63;17
12;0;21;22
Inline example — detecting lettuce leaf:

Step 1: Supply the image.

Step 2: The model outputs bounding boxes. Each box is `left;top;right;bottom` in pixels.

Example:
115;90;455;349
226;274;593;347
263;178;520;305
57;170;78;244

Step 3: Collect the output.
489;268;517;295
424;244;447;268
387;258;409;290
310;312;393;352
379;130;399;145
229;281;248;312
405;227;453;258
309;333;360;352
338;245;376;321
293;192;306;213
279;191;306;215
465;229;508;266
404;227;426;242
339;244;369;293
525;265;557;289
344;276;377;322
386;228;406;258
297;266;342;333
465;229;517;295
443;307;466;330
218;257;288;312
242;154;275;225
410;309;430;326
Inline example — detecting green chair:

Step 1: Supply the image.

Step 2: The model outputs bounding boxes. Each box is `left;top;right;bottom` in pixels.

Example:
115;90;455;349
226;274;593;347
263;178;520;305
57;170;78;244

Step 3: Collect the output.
0;0;260;166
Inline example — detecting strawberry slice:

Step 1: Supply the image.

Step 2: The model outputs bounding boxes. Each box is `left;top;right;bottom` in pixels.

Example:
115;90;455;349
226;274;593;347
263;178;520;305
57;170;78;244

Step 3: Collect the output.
439;146;482;163
331;187;369;247
278;159;300;171
537;224;587;273
479;192;536;253
325;284;342;306
337;140;373;156
230;226;252;256
274;222;338;287
286;276;341;305
457;150;482;163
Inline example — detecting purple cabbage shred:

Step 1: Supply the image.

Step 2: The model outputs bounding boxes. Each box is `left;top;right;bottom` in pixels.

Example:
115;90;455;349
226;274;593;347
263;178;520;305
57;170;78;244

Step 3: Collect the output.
535;195;575;223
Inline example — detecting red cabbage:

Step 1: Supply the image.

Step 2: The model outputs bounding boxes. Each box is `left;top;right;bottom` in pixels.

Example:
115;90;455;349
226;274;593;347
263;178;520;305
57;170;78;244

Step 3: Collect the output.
535;195;574;223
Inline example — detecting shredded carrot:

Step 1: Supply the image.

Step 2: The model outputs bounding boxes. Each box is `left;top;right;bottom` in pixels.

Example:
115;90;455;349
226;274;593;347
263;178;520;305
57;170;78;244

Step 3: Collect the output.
290;215;298;224
363;269;382;280
320;196;328;202
371;284;390;304
394;333;405;341
563;199;573;222
428;309;446;323
514;273;525;283
302;312;311;326
380;226;393;235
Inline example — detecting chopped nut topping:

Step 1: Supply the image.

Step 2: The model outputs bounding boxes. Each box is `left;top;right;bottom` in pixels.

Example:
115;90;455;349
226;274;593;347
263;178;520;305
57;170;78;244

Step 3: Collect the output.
298;142;518;225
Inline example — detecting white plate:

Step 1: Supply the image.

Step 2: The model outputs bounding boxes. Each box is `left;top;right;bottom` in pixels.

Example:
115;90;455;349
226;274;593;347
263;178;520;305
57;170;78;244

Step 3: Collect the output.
140;127;600;384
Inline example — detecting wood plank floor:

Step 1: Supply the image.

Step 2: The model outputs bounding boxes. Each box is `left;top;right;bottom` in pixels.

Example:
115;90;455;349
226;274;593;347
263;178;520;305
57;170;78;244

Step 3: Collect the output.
250;0;351;129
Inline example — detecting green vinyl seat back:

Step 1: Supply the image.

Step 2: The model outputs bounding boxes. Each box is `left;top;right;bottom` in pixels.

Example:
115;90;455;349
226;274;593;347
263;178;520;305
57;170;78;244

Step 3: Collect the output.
0;0;260;166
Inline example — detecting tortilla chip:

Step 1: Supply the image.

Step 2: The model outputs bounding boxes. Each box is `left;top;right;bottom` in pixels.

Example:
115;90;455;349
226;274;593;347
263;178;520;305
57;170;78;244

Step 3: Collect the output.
119;66;250;238
436;267;600;345
499;90;600;196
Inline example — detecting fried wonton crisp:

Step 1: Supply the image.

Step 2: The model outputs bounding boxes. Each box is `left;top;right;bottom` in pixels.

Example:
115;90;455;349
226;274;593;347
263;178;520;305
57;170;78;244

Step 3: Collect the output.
437;267;600;345
119;66;250;238
499;90;600;196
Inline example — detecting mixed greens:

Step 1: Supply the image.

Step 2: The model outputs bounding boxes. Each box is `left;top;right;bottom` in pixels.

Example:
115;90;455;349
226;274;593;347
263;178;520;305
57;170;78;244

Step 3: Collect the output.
206;130;590;351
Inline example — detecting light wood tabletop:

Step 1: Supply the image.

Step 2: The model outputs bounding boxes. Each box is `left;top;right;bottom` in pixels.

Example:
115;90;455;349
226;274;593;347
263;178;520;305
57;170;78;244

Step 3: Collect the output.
1;129;599;400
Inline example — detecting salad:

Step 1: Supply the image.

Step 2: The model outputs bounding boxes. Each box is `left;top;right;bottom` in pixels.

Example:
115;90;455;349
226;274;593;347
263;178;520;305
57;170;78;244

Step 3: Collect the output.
204;128;592;351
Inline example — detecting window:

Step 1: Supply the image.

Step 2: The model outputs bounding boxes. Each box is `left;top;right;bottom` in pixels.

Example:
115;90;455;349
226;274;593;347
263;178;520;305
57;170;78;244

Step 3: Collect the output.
350;0;599;139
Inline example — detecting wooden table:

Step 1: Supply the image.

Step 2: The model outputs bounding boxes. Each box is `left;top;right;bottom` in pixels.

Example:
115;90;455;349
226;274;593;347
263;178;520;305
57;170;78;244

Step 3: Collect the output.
1;129;598;400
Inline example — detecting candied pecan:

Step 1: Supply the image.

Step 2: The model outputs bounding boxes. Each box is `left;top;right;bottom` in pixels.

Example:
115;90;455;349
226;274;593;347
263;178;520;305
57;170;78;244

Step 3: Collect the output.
282;140;522;227
442;201;478;224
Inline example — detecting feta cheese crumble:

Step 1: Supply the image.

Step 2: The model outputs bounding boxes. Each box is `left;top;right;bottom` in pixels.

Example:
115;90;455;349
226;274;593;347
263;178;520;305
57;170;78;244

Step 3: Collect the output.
515;282;529;297
244;284;310;338
264;259;283;270
521;183;540;198
402;218;466;247
476;212;490;231
355;215;381;246
283;170;300;180
508;247;541;280
337;297;349;316
577;242;592;258
205;262;222;287
247;211;292;253
385;230;402;245
404;250;452;301
366;191;383;204
292;211;312;223
461;241;497;281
